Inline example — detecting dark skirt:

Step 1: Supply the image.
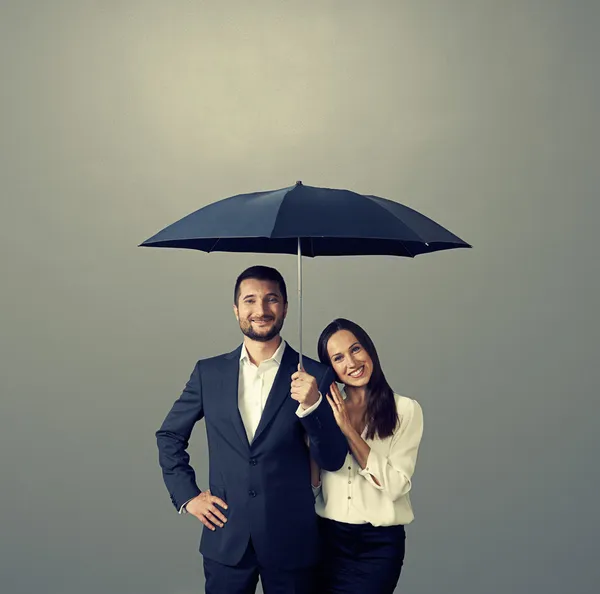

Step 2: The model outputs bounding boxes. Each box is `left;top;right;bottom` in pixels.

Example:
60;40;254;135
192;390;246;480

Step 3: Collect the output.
316;517;406;594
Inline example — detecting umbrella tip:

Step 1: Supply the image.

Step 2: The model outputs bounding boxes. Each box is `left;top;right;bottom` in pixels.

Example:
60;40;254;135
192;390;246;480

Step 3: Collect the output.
295;180;302;186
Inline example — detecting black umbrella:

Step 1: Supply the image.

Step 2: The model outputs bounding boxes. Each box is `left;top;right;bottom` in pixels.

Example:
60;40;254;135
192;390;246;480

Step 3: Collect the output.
140;181;471;366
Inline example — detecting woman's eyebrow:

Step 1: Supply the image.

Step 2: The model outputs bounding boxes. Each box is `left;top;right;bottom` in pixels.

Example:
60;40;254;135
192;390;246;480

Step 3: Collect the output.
331;342;360;357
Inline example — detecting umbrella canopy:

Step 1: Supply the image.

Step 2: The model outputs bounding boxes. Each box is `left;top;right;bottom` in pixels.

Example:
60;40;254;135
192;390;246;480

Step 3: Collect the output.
140;181;471;365
140;181;470;257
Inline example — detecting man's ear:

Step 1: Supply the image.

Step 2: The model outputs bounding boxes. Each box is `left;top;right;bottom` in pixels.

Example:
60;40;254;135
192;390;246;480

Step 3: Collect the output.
233;304;239;321
283;302;288;318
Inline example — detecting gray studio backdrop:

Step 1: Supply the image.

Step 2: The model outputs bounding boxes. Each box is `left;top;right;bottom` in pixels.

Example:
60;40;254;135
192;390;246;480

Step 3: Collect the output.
1;1;598;593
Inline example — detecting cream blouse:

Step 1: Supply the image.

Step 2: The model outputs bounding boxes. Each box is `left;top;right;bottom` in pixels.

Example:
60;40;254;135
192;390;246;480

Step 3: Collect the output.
315;393;423;527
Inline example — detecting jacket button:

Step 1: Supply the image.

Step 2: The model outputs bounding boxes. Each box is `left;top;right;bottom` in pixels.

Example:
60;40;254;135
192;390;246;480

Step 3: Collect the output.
249;490;257;497
249;458;257;465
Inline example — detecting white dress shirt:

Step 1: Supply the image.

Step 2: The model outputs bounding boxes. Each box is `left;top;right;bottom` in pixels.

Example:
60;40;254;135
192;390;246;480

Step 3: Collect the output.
180;339;321;513
238;340;321;441
315;393;423;527
239;338;284;441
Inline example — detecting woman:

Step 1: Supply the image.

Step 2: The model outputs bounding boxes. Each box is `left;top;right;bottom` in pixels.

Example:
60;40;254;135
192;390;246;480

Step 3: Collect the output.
311;318;424;594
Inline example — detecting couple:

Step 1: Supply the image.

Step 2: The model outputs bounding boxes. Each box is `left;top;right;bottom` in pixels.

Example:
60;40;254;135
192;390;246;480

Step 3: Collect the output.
156;265;423;594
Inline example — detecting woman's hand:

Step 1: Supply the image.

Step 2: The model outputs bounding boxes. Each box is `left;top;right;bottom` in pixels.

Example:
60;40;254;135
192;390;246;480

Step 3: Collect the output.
326;382;354;437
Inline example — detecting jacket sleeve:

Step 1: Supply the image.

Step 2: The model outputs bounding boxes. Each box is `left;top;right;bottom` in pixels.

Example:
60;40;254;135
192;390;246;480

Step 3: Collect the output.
298;366;348;471
155;360;204;510
358;398;423;501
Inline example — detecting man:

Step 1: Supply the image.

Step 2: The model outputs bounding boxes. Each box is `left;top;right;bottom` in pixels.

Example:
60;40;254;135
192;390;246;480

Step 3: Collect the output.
156;265;347;594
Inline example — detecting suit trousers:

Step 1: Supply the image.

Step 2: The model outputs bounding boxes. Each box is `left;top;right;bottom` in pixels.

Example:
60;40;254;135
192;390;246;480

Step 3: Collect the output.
203;538;316;594
316;517;406;594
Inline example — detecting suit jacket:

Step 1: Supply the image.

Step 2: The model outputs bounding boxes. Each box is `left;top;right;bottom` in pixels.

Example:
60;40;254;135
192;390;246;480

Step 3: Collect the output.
156;342;348;569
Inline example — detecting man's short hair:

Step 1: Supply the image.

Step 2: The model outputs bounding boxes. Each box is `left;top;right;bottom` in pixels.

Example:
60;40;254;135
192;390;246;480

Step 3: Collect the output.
234;266;288;304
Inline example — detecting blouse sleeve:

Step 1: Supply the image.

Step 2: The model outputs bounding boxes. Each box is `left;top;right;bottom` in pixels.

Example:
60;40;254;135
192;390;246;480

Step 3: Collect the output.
358;398;423;501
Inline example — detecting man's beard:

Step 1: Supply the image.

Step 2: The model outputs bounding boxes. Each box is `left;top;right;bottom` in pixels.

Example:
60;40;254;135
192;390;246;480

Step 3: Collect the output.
239;316;284;342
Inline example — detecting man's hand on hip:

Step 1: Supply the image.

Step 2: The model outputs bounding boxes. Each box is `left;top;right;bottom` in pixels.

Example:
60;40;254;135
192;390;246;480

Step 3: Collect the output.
185;490;228;531
291;366;320;409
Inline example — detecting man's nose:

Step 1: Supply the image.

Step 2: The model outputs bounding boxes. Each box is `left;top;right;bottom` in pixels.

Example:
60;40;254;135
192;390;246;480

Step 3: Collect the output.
255;301;268;316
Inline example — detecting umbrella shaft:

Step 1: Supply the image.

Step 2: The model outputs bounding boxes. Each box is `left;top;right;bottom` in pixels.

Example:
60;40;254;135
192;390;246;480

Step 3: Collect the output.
297;238;302;370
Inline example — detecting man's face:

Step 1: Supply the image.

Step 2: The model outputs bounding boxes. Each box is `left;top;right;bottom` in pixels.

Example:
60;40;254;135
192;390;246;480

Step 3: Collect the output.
233;278;287;342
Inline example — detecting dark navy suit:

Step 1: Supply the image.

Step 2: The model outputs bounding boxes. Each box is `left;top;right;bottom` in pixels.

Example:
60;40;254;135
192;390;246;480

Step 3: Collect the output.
156;343;347;587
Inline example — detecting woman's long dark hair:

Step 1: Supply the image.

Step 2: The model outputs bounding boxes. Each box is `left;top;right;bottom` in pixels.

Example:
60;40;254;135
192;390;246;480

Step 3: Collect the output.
317;318;398;440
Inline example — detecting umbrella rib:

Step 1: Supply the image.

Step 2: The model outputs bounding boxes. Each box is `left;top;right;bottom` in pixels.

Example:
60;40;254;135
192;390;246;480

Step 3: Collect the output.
268;186;295;239
208;238;221;252
363;195;428;244
400;241;416;258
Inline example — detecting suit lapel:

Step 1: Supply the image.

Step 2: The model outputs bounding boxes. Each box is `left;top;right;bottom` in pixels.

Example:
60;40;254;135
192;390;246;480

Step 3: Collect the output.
252;344;298;444
222;346;251;450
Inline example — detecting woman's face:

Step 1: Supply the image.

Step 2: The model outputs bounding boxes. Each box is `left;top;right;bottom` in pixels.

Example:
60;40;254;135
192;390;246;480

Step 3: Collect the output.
326;329;373;388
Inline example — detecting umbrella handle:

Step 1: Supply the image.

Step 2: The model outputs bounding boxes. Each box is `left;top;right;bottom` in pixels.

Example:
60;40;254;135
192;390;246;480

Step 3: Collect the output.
297;237;303;370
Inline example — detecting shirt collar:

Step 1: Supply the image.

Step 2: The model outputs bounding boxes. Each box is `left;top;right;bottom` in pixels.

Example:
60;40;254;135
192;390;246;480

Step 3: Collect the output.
240;338;287;367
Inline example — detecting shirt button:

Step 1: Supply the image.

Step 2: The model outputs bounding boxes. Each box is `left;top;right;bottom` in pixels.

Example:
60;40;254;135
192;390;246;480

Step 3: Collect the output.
348;466;351;470
249;490;257;497
347;496;351;500
348;480;351;484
